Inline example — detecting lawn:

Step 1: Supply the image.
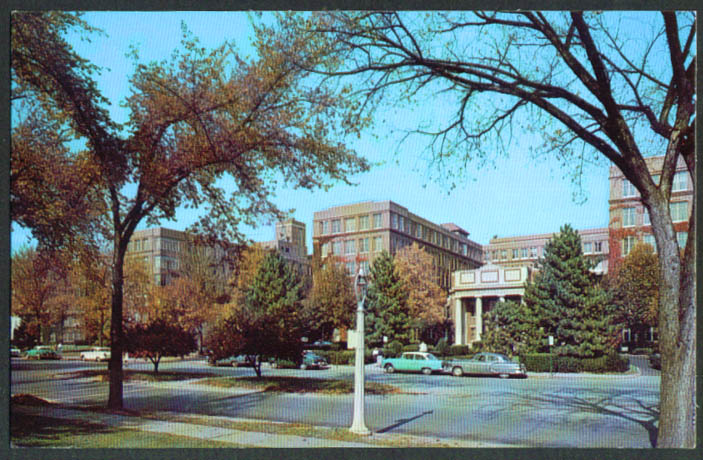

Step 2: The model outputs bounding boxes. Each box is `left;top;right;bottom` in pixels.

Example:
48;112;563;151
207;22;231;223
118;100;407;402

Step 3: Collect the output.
10;411;246;448
196;375;403;394
62;369;216;382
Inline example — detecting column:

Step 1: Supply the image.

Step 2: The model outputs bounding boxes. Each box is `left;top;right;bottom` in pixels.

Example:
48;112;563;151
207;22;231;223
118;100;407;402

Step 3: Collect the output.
455;297;464;345
475;297;483;342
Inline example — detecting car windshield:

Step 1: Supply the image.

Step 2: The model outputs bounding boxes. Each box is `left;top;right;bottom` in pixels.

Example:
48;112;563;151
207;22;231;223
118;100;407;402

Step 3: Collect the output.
426;353;437;360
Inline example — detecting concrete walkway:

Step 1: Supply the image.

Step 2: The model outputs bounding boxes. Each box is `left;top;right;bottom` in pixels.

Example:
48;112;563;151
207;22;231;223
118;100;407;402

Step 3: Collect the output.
14;404;503;448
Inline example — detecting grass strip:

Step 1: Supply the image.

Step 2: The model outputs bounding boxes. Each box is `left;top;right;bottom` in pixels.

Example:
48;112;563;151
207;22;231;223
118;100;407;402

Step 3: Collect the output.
60;369;216;382
195;375;402;394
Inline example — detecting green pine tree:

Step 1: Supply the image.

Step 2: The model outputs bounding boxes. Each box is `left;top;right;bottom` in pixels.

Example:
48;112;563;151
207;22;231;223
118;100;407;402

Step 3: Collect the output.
523;224;618;358
365;251;411;345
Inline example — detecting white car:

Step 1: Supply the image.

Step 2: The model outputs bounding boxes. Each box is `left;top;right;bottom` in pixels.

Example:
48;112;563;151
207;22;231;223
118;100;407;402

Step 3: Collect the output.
80;347;111;362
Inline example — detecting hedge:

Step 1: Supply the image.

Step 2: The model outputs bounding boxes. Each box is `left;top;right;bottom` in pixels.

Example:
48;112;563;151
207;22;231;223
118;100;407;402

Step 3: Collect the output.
315;350;376;365
448;345;470;356
521;353;629;373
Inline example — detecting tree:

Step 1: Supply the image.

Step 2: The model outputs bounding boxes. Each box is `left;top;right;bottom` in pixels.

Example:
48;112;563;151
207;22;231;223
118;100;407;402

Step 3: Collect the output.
260;12;695;445
161;242;232;352
482;300;540;357
124;319;197;373
609;242;660;347
302;256;356;342
208;252;305;377
394;243;448;342
70;251;111;346
522;225;620;358
365;251;411;345
11;247;67;344
12;12;369;409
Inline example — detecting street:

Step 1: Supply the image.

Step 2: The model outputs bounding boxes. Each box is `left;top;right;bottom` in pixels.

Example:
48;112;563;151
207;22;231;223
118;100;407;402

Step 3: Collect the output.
11;355;661;447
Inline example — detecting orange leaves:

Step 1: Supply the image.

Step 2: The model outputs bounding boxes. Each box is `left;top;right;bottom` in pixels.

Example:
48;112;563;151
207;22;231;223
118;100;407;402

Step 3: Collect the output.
394;243;447;326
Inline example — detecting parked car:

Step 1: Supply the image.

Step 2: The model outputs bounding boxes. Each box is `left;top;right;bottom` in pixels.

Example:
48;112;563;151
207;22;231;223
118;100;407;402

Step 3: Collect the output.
382;352;444;375
444;352;526;378
10;347;21;357
80;347;111;362
300;351;329;370
649;353;661;370
311;340;333;349
25;346;61;360
209;355;255;367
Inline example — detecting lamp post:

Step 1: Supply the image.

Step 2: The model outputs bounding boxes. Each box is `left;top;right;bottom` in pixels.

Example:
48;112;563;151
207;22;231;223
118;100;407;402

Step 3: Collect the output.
350;266;371;435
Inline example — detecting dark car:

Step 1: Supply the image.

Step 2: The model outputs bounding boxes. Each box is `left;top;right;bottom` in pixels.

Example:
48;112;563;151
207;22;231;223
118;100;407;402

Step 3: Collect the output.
300;351;329;370
649;353;661;370
209;355;256;367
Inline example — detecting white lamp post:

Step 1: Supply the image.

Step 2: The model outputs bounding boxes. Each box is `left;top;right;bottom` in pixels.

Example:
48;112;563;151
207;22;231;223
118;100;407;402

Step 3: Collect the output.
350;266;371;435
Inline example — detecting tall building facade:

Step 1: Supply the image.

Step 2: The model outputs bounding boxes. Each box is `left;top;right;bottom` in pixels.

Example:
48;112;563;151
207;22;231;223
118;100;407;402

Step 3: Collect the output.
260;218;311;276
607;156;693;271
127;227;190;285
312;200;483;289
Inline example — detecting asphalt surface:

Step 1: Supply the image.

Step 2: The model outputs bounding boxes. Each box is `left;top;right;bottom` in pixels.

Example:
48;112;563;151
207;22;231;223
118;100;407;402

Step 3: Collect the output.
11;355;662;448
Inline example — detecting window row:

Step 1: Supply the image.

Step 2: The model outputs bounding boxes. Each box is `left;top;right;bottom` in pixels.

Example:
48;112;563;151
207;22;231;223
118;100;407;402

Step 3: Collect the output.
489;246;540;261
319;213;383;235
390;213;470;257
321;236;383;257
622;201;689;227
621;232;687;256
622;171;689;197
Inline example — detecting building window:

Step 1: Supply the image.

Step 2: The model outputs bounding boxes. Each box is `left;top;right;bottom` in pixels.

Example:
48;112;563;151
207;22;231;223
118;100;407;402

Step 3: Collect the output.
332;219;341;233
652;174;660;185
500;249;507;260
462;244;467;256
345;217;356;233
670;201;688;222
677;231;688;249
359;237;369;253
530;247;537;258
622;207;636;227
333;241;342;255
321;221;329;235
359;260;370;275
521;247;528;259
359;215;369;230
512;248;519;259
643;234;656;252
374;236;383;252
672;171;689;192
344;239;356;255
321;243;329;258
391;213;398;230
623;179;637;197
643;209;651;225
583;242;592;254
398;216;405;232
416;224;422;239
622;236;636;256
594;241;603;253
345;261;356;275
373;213;382;229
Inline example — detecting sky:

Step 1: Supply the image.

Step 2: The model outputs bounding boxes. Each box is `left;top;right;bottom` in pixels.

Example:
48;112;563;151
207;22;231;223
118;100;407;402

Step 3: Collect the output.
10;11;615;253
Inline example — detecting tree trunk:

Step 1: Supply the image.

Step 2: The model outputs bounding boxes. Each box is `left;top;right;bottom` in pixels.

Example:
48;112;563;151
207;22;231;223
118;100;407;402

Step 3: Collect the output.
648;195;695;448
107;242;126;409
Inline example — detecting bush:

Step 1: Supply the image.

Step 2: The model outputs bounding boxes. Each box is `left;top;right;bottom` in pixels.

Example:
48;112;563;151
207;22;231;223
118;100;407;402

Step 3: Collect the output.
433;338;449;356
469;341;485;352
448;345;470;356
386;340;403;357
521;352;630;373
274;359;298;369
402;343;420;352
316;350;357;365
631;347;653;356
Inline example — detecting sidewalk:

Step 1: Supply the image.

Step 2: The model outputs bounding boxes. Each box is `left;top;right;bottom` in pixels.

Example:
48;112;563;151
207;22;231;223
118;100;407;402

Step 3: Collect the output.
12;403;504;448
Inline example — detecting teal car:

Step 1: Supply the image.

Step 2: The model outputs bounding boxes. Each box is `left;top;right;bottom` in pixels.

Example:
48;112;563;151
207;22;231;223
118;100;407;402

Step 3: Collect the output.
25;346;61;360
382;352;444;375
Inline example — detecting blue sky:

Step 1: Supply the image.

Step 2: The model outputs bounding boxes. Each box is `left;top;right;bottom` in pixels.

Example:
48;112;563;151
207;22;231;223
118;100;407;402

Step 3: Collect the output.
11;11;613;253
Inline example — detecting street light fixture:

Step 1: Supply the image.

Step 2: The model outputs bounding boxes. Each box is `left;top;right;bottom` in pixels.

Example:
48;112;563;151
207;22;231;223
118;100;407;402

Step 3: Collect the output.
350;266;371;435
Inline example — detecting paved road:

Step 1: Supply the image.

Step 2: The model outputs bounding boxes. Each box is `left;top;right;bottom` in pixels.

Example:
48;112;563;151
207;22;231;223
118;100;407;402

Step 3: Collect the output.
11;357;661;448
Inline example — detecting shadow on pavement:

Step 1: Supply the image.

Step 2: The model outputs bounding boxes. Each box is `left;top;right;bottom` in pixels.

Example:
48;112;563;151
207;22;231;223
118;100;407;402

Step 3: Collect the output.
508;390;659;447
376;410;434;433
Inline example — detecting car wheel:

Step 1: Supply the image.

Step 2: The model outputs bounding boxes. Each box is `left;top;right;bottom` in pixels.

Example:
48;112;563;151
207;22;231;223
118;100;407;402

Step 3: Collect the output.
384;364;395;374
452;366;464;377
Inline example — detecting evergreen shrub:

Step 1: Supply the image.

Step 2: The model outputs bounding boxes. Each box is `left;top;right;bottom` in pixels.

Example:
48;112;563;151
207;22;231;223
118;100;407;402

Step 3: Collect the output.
449;344;470;356
386;340;403;357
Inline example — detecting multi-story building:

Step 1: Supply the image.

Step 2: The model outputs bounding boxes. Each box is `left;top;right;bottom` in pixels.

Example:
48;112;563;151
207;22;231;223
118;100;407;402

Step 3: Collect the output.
312;200;483;289
127;227;190;285
259;219;311;276
485;227;609;275
607;156;693;270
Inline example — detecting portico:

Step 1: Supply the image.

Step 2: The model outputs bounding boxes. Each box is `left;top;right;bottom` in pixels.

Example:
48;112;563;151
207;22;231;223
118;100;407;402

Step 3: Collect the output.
450;264;531;345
